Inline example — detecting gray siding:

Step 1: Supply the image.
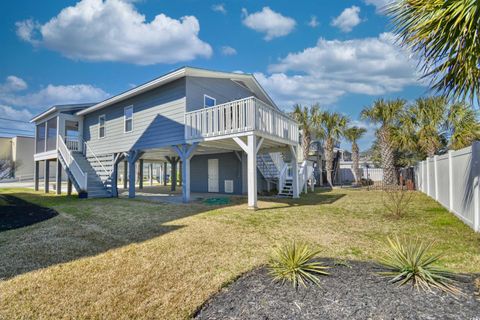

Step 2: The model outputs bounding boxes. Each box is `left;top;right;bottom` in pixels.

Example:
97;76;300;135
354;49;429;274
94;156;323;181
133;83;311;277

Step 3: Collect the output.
83;78;186;155
185;77;254;112
190;152;243;194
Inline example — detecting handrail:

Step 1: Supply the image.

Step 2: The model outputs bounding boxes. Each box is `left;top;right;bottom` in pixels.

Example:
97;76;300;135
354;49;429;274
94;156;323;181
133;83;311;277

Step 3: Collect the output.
58;136;88;190
83;140;111;177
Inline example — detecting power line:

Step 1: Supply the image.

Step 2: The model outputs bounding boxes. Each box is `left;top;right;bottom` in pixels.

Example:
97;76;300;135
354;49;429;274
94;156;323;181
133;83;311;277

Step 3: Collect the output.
0;117;31;124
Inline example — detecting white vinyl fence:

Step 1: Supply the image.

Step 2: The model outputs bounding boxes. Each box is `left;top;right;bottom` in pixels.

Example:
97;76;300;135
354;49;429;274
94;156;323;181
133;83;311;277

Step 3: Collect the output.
415;142;480;232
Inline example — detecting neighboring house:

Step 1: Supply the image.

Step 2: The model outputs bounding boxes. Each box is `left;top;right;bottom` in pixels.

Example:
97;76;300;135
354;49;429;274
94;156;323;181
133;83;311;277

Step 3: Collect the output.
31;67;313;208
0;136;35;180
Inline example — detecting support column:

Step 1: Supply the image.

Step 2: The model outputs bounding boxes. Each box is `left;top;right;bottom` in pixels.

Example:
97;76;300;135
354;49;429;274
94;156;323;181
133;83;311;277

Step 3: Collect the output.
44;159;50;193
123;161;128;189
34;161;39;191
179;161;183;186
290;145;299;198
173;143;198;203
112;160;119;197
139;159;144;189
67;178;72;195
247;135;258;209
127;150;142;198
56;158;62;195
166;157;179;191
149;163;153;186
163;162;168;186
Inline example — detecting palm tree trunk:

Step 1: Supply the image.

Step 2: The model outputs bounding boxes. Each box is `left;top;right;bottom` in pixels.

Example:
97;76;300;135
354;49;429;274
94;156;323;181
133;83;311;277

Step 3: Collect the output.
325;137;334;188
352;142;360;185
302;134;311;160
379;127;397;185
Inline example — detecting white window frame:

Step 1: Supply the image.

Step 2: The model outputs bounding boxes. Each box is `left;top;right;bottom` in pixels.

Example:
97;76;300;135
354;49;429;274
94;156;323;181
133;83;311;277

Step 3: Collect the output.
124;105;134;133
98;114;106;139
203;94;216;108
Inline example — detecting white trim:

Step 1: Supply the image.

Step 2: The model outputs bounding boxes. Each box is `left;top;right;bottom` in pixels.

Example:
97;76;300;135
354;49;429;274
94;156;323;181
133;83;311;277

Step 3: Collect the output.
124;105;134;133
203;94;216;108
98;114;106;139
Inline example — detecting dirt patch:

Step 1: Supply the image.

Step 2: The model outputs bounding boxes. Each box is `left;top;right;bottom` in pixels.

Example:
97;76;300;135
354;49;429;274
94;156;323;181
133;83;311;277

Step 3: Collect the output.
0;194;58;232
195;260;480;320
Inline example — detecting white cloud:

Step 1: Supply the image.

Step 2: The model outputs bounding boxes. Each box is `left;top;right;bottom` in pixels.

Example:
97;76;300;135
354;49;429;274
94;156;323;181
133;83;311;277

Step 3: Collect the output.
241;7;296;41
220;46;237;56
364;0;394;14
0;76;28;93
0;105;34;134
255;33;422;107
16;0;212;65
212;3;226;14
308;16;319;28
0;76;109;109
331;6;362;32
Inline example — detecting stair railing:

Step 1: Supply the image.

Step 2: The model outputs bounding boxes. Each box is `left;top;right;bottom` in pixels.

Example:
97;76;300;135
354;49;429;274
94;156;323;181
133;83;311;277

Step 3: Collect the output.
83;140;111;178
58;136;88;190
278;163;288;194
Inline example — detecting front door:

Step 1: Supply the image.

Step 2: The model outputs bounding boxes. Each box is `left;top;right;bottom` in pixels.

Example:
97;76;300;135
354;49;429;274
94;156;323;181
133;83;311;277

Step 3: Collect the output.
208;159;219;192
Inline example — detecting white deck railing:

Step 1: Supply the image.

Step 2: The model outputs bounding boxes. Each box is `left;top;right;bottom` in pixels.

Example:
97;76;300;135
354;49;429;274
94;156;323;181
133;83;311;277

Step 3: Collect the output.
65;136;82;152
58;136;88;191
185;97;298;143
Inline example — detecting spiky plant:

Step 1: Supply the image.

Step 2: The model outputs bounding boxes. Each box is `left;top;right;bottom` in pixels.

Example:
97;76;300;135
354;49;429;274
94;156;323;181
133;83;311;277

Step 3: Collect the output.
379;237;460;295
268;242;329;288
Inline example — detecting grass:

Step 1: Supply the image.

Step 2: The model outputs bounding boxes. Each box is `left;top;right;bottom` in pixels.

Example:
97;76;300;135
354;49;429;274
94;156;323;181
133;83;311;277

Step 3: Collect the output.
0;187;479;319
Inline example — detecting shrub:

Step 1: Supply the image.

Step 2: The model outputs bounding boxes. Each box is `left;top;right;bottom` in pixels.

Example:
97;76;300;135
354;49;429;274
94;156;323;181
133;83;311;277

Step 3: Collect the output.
382;186;414;218
379;237;460;295
268;242;329;288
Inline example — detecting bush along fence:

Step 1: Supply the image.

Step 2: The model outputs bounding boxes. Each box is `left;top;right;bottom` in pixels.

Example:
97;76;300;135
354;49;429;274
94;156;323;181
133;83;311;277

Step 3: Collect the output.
415;141;480;232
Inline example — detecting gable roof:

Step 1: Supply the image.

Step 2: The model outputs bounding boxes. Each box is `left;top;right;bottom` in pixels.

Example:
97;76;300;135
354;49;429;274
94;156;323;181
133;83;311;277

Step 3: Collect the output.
76;66;278;116
30;103;94;123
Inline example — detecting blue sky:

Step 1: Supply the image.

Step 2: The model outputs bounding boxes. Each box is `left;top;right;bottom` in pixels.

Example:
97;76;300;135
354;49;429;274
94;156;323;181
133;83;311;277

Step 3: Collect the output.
0;0;428;150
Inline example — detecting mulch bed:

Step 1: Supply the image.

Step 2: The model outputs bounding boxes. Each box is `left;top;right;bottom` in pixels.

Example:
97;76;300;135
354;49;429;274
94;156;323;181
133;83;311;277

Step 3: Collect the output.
0;195;58;232
195;260;480;320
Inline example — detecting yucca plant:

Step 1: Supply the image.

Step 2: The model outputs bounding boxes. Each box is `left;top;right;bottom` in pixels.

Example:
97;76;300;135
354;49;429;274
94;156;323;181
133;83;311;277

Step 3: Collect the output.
379;237;460;295
268;242;329;288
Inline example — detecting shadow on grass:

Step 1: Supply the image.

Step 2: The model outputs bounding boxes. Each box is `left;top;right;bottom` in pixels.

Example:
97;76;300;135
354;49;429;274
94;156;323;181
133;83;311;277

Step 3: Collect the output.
0;194;58;232
0;191;231;280
257;189;346;210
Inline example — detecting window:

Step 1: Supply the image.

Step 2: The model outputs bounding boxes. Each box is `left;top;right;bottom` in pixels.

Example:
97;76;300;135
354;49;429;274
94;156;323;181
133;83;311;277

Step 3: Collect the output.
98;115;106;138
124;106;133;133
46;117;57;151
204;95;216;108
36;122;46;153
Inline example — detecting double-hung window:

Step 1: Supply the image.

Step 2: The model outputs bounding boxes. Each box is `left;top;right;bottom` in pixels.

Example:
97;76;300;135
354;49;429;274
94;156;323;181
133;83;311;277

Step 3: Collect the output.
98;115;106;138
204;95;216;108
124;106;133;133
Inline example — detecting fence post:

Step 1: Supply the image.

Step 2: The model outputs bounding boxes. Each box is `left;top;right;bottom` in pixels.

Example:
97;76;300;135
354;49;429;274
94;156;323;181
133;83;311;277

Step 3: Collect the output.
448;150;454;212
434;155;439;201
473;142;480;232
426;158;430;195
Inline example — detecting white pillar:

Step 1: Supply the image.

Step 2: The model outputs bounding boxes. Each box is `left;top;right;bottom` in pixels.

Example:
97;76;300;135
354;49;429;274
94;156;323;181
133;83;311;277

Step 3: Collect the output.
434;155;439;201
149;163;153;186
290;145;299;198
247;135;258;209
448;150;454;211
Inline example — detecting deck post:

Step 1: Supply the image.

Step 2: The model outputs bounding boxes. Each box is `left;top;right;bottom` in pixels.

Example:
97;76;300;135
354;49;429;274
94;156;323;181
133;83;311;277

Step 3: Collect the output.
34;161;39;191
139;159;144;189
173;143;198;203
111;161;118;197
166;156;180;191
56;158;62;195
149;163;153;186
123;161;128;189
163;162;168;186
44;159;50;193
67;178;72;195
179;161;183;186
127;150;143;198
290;145;300;198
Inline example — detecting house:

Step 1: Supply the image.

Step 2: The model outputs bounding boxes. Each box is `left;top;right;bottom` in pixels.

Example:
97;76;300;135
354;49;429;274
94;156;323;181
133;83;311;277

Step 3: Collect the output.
0;135;35;180
31;67;313;209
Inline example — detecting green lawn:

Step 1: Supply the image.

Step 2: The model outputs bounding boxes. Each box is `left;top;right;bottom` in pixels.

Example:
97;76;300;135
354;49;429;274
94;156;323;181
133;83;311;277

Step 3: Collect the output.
0;187;478;319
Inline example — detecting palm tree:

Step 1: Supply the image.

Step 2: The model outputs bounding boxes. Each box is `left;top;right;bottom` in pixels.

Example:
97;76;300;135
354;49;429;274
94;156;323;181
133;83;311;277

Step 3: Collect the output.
361;99;406;185
406;97;448;158
316;111;349;187
387;0;480;102
446;103;480;150
344;126;367;185
292;104;321;160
